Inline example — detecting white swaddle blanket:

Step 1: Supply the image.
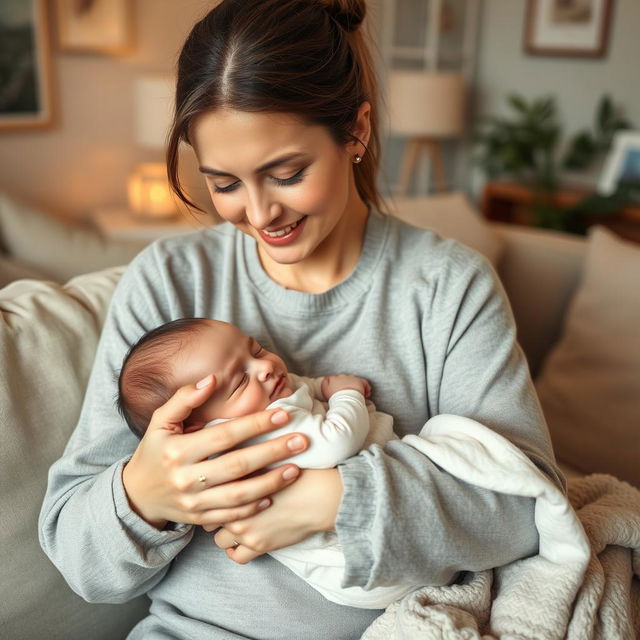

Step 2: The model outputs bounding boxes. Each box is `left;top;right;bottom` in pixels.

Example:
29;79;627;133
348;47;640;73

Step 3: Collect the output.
360;415;640;640
275;413;591;611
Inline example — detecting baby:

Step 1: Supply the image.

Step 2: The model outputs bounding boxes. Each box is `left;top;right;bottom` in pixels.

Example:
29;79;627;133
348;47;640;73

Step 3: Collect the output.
117;317;418;608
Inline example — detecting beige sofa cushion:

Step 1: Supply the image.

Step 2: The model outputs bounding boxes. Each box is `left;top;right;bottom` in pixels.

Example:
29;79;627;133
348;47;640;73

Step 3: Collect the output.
0;192;145;283
387;193;504;265
0;268;148;638
0;253;49;288
493;224;586;377
535;227;640;486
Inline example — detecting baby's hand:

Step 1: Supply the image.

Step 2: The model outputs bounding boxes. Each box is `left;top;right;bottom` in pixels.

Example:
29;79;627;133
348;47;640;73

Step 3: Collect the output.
321;375;371;400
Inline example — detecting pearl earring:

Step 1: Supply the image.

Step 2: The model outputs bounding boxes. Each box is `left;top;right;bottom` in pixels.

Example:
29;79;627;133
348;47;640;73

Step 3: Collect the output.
353;153;362;164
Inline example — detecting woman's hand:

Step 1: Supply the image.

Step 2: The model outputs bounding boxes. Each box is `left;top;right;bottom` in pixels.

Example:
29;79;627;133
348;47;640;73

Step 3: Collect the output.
122;374;308;530
212;467;343;564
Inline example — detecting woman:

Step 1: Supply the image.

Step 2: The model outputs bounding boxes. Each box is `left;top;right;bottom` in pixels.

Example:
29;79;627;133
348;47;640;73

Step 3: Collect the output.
39;1;562;638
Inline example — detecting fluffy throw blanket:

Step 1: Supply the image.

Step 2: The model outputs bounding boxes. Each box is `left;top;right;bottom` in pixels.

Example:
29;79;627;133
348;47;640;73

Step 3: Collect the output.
361;415;640;639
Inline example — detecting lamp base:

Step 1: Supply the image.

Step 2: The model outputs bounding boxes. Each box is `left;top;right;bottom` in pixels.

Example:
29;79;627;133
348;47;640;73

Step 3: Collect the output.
397;138;448;196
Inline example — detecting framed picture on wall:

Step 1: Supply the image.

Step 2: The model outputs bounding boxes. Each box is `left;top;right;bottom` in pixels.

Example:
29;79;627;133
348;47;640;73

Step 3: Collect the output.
55;0;134;55
524;0;615;58
0;0;54;130
598;131;640;198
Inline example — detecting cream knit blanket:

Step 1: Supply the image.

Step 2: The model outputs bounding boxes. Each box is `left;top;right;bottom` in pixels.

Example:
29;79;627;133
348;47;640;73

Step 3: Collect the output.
361;415;640;640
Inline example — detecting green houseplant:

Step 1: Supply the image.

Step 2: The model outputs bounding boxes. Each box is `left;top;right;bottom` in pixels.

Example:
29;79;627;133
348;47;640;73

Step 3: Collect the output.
474;93;632;233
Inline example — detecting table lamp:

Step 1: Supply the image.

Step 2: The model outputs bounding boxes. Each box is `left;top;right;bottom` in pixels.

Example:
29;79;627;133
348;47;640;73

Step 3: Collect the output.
128;75;176;219
388;71;465;195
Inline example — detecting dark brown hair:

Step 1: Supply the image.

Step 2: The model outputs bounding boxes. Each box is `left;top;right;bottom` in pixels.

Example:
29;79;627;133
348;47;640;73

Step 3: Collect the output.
117;318;211;438
167;0;383;213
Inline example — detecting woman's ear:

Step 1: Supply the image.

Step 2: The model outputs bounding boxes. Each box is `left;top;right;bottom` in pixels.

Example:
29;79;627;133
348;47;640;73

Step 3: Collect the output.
348;101;372;156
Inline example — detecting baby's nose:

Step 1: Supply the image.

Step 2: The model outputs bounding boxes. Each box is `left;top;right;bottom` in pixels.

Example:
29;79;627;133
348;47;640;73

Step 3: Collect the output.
256;359;274;382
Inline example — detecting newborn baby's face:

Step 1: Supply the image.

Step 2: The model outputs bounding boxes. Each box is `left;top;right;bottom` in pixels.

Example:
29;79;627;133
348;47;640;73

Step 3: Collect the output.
180;320;292;422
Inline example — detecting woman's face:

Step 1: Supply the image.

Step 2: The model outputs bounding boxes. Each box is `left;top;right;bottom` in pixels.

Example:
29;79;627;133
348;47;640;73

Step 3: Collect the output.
190;107;369;268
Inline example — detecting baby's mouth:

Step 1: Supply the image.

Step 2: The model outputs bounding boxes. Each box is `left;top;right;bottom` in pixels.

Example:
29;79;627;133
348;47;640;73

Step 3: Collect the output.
271;374;286;398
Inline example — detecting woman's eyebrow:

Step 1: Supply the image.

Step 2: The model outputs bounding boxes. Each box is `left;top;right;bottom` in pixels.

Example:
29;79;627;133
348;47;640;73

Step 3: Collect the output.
199;153;307;177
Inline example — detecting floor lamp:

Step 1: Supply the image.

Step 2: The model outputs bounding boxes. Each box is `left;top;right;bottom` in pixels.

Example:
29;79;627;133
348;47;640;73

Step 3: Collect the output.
388;71;465;196
128;75;177;219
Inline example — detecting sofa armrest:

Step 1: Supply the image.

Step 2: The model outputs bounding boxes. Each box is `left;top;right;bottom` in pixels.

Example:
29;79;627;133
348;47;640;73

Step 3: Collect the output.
493;223;587;377
1;268;149;638
0;193;146;283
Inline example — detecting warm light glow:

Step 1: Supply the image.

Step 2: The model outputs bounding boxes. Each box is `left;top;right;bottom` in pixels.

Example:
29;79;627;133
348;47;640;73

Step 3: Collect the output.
127;163;176;219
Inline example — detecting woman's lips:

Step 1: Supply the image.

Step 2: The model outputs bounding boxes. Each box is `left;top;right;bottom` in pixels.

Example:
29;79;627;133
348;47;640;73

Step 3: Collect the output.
257;216;306;246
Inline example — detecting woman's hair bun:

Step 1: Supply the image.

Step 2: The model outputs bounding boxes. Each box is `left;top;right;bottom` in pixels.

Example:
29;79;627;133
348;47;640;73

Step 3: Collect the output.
322;0;366;32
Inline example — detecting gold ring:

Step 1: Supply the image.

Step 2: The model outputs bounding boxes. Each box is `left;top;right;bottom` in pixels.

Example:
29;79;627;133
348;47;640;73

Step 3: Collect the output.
198;474;206;484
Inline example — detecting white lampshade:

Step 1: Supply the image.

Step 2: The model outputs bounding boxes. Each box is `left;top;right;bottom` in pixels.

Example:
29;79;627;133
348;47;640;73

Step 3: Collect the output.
134;75;175;149
128;75;177;218
388;71;465;138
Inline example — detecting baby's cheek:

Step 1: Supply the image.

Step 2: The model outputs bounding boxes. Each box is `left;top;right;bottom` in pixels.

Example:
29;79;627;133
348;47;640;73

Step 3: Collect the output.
235;388;270;417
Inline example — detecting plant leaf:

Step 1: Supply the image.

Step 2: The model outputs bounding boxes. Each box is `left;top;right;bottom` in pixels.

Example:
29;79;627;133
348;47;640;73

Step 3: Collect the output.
596;94;614;133
508;93;529;115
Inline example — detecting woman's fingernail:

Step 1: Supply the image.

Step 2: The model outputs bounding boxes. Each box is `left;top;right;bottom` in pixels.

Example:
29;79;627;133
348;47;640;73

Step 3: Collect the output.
196;374;213;389
287;436;305;452
258;498;270;510
271;410;288;425
282;467;299;480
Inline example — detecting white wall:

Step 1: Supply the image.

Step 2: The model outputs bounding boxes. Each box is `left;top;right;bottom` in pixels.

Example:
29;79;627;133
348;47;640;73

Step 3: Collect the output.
2;0;637;217
470;0;640;197
0;0;214;220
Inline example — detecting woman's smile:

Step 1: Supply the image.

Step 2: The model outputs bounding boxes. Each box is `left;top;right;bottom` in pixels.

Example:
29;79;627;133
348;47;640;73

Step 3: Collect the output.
258;216;307;245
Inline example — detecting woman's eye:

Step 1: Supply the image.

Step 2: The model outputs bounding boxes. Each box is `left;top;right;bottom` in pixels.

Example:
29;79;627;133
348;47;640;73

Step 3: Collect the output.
213;168;306;194
214;181;239;194
272;167;306;187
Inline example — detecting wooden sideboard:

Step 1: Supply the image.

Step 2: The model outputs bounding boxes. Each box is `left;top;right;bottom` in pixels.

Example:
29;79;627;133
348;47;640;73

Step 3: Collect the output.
481;181;640;243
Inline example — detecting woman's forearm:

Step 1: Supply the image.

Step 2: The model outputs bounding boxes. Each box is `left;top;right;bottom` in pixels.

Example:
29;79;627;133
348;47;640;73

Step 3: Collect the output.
39;458;193;603
336;442;539;589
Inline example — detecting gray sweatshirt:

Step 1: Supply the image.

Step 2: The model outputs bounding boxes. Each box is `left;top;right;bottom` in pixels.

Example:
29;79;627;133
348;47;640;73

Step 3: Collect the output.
39;210;562;639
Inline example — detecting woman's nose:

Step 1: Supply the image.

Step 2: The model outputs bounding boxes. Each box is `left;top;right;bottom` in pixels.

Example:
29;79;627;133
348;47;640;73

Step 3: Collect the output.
244;191;283;229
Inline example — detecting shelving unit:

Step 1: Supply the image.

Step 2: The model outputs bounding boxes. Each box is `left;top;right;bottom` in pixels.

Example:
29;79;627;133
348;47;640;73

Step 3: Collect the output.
482;180;640;243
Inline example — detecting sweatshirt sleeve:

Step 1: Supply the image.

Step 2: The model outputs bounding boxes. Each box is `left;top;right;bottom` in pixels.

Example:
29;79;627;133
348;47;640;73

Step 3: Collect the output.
38;244;194;603
335;248;564;589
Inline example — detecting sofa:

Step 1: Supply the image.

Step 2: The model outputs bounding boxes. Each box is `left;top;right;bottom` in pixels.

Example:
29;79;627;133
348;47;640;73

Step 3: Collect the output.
1;192;638;639
0;193;146;287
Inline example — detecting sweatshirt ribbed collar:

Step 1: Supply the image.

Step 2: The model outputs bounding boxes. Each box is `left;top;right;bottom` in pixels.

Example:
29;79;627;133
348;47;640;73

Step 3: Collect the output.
241;209;388;316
